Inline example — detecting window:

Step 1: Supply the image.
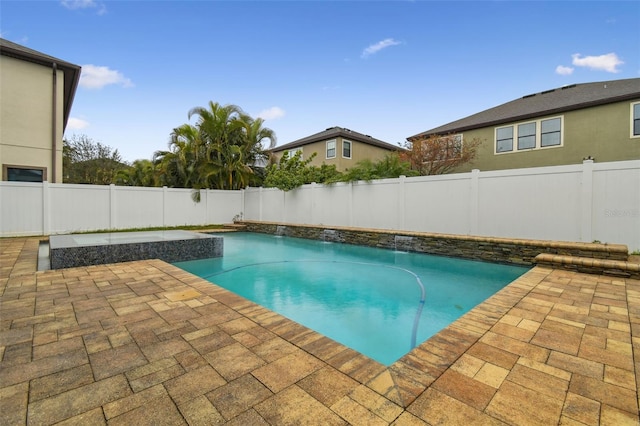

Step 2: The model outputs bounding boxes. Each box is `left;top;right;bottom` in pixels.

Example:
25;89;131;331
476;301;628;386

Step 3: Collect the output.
496;127;513;153
541;118;561;147
437;134;462;160
517;122;536;150
286;148;302;160
342;140;352;158
633;102;640;137
326;139;336;159
3;165;46;182
495;116;563;153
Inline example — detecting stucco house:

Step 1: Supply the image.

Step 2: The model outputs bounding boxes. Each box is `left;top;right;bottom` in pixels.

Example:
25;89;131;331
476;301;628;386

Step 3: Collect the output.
408;78;640;173
269;126;402;172
0;38;81;183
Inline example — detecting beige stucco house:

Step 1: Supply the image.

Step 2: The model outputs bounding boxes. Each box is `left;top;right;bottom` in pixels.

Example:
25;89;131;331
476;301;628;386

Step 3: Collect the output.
408;78;640;173
269;126;401;172
0;38;81;183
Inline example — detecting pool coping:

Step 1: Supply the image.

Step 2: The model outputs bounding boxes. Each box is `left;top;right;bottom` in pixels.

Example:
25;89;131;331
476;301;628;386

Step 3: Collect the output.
1;236;639;424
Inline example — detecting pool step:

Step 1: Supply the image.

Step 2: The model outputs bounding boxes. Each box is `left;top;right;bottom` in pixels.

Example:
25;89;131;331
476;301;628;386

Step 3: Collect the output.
534;253;640;279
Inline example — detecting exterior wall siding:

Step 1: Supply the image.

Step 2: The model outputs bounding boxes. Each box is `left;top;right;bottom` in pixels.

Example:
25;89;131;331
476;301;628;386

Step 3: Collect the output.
272;137;396;172
0;55;64;182
449;101;640;173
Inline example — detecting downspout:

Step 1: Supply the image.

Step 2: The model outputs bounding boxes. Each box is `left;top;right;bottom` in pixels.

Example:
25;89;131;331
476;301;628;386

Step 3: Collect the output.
52;62;57;183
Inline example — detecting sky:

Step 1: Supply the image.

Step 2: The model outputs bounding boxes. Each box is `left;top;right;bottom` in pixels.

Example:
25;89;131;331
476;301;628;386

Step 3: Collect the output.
2;0;639;163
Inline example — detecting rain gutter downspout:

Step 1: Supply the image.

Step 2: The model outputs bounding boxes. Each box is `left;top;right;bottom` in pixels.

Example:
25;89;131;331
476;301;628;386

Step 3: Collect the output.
52;62;57;183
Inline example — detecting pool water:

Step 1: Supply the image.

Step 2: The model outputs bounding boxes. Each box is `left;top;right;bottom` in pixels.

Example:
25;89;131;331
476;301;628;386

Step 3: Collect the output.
175;233;529;365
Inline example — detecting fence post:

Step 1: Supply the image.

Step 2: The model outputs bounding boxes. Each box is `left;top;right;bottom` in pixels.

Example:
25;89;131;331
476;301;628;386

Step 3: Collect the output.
470;169;480;235
42;181;50;235
240;189;245;221
581;159;594;243
162;186;168;227
109;184;117;230
398;176;406;231
310;182;317;224
259;187;263;221
348;182;354;227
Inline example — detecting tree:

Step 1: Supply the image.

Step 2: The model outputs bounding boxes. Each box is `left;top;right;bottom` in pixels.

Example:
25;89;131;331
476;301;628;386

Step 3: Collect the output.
63;134;129;184
154;101;276;193
400;134;483;175
342;153;417;182
264;151;318;191
114;159;159;187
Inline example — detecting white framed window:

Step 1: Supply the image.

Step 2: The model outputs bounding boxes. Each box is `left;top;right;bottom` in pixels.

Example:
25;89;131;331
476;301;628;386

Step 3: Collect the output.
517;122;536;150
495;116;563;154
496;127;513;153
342;140;352;158
541;117;561;147
436;134;463;160
286;148;303;160
326;139;336;159
632;102;640;138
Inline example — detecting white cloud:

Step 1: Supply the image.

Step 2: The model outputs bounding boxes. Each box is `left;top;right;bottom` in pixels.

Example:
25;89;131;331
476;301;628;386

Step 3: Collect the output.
79;65;134;89
361;38;402;59
60;0;106;15
257;106;285;120
555;65;574;76
571;53;624;73
67;117;90;130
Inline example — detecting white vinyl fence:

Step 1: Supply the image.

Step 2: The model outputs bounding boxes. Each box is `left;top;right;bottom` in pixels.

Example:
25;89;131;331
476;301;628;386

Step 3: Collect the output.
242;160;640;252
1;160;639;251
0;184;243;236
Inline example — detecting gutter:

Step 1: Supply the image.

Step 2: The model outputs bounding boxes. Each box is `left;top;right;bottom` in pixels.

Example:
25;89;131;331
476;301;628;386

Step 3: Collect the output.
52;62;57;183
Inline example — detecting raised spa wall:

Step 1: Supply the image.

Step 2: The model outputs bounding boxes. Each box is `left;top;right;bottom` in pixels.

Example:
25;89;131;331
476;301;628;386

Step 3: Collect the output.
49;233;223;270
238;221;638;279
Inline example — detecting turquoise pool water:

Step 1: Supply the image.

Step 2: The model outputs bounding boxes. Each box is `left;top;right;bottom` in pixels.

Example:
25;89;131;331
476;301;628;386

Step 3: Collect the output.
175;233;529;365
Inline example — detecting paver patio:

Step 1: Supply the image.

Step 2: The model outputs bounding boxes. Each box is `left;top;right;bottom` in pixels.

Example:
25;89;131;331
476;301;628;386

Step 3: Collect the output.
1;236;638;425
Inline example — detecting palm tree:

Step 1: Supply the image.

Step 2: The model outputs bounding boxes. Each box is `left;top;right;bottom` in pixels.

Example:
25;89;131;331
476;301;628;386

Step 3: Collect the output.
188;102;275;190
115;159;159;186
155;101;277;194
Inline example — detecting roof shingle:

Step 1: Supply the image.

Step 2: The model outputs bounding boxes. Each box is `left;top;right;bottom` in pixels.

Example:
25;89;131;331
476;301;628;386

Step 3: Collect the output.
409;78;640;140
271;126;401;152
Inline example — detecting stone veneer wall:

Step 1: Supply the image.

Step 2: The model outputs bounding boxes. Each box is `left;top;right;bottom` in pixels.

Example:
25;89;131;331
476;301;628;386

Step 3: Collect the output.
50;235;223;270
240;221;629;266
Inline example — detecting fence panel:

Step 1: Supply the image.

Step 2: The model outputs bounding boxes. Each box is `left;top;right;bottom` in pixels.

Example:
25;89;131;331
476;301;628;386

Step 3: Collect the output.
259;188;286;223
403;174;471;234
592;162;640;247
49;184;111;233
476;166;583;241
205;189;243;224
0;182;44;236
312;182;352;227
113;186;164;229
351;179;400;230
283;186;313;224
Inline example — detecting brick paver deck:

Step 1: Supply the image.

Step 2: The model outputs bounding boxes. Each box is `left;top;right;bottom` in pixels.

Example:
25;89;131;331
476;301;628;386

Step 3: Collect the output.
1;237;638;425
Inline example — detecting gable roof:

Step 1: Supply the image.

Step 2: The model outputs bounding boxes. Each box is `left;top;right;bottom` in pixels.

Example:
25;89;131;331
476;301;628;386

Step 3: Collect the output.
271;126;401;152
0;38;82;131
409;78;640;140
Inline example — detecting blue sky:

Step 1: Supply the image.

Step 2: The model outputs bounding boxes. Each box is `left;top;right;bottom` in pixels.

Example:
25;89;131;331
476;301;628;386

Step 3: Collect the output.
2;0;639;162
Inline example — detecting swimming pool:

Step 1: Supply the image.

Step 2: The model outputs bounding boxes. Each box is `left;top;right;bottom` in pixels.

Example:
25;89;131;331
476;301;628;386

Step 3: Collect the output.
176;233;529;365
